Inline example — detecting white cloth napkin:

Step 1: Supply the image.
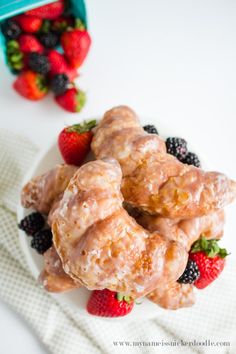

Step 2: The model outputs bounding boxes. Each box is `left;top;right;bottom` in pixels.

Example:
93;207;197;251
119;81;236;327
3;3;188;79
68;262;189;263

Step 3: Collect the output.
0;129;236;354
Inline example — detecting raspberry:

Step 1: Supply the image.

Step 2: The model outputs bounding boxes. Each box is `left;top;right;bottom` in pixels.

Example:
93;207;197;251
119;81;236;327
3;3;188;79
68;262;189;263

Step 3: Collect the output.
31;229;53;254
18;212;44;236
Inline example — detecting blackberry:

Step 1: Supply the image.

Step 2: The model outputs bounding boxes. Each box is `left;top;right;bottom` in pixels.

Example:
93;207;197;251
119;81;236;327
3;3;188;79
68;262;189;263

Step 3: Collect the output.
18;212;45;236
166;137;188;160
182;152;201;168
28;53;50;74
51;74;69;95
38;32;59;49
31;229;53;254
1;19;21;40
177;260;200;284
143;125;158;135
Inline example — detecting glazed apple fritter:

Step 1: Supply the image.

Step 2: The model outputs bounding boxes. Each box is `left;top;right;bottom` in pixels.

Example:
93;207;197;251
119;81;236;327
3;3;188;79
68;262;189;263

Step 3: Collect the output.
92;106;236;218
51;158;188;298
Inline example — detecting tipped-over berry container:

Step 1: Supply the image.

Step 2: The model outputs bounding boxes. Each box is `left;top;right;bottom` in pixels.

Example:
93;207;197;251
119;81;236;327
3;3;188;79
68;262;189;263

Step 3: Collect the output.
0;0;87;72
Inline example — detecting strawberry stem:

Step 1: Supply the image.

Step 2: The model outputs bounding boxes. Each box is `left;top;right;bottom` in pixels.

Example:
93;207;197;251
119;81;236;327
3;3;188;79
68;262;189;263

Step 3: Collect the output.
191;236;229;258
67;120;97;134
116;293;131;304
41;20;50;33
7;40;24;71
36;75;49;93
75;18;85;30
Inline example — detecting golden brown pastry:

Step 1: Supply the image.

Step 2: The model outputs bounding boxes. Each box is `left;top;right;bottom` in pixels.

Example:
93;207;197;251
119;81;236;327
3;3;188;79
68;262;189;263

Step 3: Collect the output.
39;246;79;293
51;158;188;298
137;209;225;251
21;164;77;214
47;194;63;227
141;210;225;309
147;282;195;310
92;106;236;218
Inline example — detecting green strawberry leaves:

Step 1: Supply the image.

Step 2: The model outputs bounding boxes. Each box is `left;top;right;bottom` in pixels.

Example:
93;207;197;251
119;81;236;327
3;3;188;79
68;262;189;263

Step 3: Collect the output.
67;119;96;134
116;293;132;304
7;40;24;72
40;20;51;34
75;18;85;30
191;236;229;259
36;74;49;93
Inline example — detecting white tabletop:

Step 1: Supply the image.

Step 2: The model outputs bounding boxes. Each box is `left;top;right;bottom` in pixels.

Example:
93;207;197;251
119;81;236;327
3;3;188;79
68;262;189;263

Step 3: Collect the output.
1;0;236;353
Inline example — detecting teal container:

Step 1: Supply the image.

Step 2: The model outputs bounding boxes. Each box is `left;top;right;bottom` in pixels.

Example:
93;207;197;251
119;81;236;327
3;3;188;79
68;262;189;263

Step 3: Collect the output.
0;0;87;71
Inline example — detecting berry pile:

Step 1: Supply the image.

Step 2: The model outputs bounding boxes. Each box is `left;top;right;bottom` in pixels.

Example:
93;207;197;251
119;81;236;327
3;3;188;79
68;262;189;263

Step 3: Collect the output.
189;237;228;289
18;212;52;254
142;123;201;167
18;212;44;236
1;0;91;113
178;236;228;289
165;137;201;167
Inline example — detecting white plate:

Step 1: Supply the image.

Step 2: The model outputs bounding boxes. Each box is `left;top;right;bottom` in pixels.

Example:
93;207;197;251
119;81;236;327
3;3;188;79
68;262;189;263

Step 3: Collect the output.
17;126;203;321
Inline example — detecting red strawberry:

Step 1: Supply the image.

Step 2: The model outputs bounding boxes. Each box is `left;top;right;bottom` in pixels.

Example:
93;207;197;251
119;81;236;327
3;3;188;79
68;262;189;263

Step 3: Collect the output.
87;290;134;317
189;237;228;289
26;0;64;20
58;120;96;165
55;88;85;113
13;70;48;100
47;50;78;81
19;34;44;54
61;28;91;68
16;15;42;33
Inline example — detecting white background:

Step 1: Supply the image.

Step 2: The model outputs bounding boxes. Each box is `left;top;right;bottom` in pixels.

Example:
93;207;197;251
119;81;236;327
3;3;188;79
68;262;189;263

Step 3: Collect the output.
0;0;236;353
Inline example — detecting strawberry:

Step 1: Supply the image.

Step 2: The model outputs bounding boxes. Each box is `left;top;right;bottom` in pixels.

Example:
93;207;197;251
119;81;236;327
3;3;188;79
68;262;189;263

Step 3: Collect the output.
13;70;48;101
61;27;91;68
189;237;228;289
19;34;44;54
26;0;64;20
47;50;78;81
58;120;96;165
55;88;85;113
15;15;42;33
87;289;134;317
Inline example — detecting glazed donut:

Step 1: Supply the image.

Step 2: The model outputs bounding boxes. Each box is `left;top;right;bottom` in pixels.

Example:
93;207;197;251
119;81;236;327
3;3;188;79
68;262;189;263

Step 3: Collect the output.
91;106;236;218
51;158;188;298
